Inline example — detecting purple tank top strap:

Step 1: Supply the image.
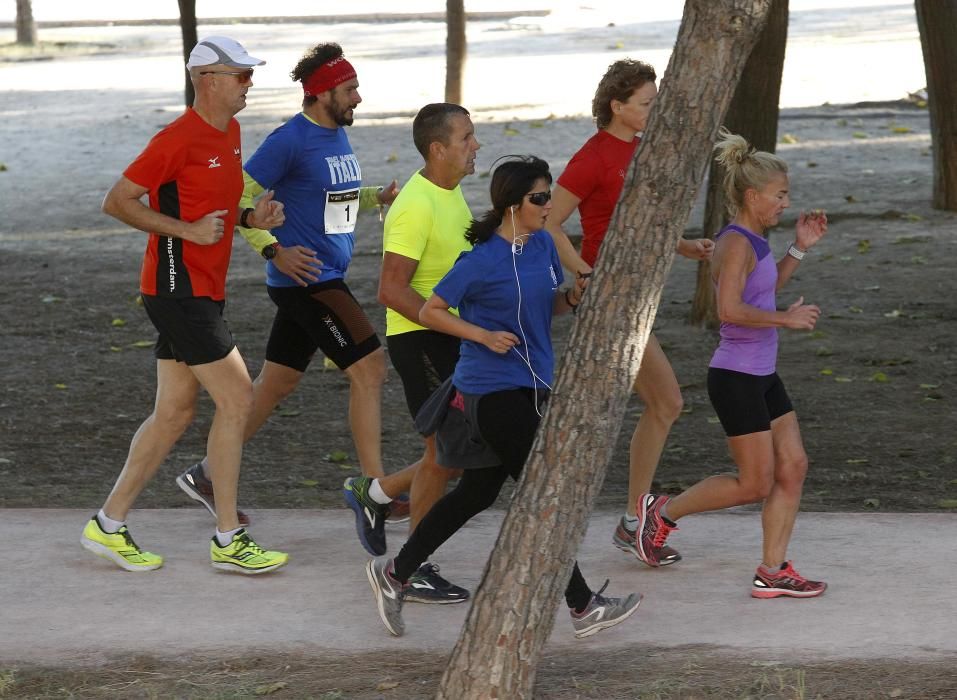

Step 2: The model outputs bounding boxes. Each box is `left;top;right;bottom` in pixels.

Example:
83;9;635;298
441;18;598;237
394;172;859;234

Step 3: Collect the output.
716;224;771;262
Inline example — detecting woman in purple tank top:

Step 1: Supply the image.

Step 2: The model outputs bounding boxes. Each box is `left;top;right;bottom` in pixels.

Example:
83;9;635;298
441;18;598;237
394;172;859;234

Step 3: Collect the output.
631;128;830;599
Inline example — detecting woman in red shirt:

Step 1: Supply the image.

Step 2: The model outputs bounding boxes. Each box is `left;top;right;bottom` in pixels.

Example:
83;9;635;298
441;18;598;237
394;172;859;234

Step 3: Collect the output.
546;59;713;567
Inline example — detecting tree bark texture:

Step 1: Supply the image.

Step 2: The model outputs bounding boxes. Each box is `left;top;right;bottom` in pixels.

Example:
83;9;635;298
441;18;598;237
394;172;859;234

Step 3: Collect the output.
15;0;37;45
178;0;198;108
435;2;772;698
445;0;467;104
915;0;957;211
692;0;788;326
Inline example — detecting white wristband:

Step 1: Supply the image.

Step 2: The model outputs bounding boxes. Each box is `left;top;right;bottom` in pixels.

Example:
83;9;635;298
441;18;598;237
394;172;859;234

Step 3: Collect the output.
787;244;806;261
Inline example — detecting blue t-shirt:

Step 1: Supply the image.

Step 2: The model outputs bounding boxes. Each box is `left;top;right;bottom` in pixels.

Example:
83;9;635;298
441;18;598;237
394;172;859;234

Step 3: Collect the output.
244;113;361;287
434;230;564;395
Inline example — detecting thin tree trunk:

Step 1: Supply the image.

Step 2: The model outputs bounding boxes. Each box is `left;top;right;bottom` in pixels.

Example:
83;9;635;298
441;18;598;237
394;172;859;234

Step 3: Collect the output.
15;0;37;46
915;0;957;211
692;0;789;326
445;0;466;103
435;2;773;697
178;0;198;108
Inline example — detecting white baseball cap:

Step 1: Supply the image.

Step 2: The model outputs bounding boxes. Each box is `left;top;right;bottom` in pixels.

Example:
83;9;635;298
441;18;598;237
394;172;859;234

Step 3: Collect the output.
186;36;265;70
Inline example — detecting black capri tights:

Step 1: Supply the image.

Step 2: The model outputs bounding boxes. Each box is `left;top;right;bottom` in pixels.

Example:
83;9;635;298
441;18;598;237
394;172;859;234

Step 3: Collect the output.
393;387;591;611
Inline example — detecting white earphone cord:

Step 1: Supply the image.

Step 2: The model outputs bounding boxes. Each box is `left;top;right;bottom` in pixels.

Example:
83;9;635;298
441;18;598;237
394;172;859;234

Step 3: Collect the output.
509;207;551;417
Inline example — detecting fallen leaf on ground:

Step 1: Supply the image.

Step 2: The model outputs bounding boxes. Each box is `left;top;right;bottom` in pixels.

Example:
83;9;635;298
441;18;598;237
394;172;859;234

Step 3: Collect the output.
254;682;287;696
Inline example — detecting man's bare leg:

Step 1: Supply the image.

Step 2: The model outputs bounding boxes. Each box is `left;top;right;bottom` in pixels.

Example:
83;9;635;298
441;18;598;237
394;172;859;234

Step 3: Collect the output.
102;359;199;521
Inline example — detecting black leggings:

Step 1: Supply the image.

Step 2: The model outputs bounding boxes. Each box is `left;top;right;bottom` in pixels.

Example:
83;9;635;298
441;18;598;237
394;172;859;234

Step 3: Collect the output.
393;387;592;611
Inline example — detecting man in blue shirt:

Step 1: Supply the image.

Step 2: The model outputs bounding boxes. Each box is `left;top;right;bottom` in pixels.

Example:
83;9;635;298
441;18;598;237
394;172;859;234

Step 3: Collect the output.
174;43;402;522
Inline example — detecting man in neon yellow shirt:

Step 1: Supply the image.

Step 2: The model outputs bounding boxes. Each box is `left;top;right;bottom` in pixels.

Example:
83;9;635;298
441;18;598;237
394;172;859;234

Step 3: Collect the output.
343;103;480;603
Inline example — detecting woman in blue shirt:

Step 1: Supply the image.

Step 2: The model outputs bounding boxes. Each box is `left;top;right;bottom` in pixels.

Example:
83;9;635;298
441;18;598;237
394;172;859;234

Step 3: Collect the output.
365;156;641;639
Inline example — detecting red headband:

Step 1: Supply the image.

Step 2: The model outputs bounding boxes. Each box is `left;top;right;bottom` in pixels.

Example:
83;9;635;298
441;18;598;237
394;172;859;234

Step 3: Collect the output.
303;57;357;97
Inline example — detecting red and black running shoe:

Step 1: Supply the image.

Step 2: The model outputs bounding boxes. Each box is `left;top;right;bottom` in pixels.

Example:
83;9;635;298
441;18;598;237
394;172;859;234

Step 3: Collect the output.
635;493;678;567
751;561;827;599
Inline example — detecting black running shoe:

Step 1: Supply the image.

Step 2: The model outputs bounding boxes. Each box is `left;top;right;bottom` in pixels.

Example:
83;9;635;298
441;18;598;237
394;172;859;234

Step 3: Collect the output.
403;562;470;604
343;476;388;556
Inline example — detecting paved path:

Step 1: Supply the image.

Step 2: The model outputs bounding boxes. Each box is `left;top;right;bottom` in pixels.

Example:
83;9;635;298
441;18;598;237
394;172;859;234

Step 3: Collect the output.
3;509;955;666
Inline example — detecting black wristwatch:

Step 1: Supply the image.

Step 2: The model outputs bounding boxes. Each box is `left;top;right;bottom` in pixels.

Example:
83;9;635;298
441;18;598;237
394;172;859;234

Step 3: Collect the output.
239;207;255;228
261;242;280;260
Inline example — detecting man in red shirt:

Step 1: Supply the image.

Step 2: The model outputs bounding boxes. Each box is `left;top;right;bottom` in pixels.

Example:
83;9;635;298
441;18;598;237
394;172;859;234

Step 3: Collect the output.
81;36;288;574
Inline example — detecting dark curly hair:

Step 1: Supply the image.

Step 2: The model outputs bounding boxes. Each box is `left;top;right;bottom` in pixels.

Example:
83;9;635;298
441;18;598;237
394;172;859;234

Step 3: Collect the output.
592;59;657;129
291;43;345;107
465;155;552;245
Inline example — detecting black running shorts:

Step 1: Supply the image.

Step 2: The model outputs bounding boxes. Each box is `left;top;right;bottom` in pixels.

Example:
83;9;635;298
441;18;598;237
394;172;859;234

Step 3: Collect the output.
141;294;235;366
707;367;794;437
386;330;460;420
265;279;381;372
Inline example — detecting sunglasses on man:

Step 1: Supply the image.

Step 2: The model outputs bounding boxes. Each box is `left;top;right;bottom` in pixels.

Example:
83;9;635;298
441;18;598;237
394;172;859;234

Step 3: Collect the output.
200;68;254;84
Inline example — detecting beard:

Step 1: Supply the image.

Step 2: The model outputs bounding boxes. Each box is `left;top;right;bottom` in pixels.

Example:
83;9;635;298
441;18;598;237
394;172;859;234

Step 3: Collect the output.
334;110;354;127
331;95;355;126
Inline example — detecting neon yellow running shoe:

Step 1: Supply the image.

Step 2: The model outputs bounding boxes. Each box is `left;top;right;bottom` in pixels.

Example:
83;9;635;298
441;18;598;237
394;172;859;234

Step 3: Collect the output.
80;516;163;572
210;529;288;575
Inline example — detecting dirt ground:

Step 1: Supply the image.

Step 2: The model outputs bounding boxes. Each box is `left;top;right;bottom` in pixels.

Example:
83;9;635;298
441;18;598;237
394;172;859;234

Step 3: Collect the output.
2;97;956;514
3;33;957;700
3;649;957;699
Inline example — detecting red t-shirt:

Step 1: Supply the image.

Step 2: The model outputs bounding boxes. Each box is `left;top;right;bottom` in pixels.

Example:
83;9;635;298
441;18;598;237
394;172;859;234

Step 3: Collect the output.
556;129;639;267
124;108;243;300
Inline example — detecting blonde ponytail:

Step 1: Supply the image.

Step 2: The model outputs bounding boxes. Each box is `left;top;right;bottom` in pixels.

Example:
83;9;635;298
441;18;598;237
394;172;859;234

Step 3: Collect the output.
714;127;788;217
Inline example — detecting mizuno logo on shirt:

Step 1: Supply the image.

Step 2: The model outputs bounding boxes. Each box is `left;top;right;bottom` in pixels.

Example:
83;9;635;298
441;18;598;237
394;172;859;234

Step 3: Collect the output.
208;156;221;169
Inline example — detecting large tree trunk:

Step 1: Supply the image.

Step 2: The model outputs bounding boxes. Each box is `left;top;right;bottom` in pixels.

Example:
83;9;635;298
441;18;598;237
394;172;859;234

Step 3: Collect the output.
692;0;789;326
15;0;37;45
435;2;773;698
445;0;467;103
178;0;198;108
915;0;957;211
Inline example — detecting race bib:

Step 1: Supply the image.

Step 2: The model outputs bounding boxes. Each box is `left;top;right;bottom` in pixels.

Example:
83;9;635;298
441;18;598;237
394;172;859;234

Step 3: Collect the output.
324;187;359;234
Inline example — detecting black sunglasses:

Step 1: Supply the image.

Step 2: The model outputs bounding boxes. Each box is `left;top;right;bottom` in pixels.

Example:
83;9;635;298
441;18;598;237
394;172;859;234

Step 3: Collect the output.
526;191;551;206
